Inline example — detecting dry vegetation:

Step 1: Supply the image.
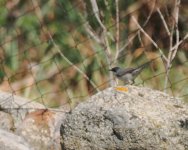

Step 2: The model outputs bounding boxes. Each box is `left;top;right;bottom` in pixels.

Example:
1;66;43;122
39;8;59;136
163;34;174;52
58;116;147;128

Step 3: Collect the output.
0;0;187;107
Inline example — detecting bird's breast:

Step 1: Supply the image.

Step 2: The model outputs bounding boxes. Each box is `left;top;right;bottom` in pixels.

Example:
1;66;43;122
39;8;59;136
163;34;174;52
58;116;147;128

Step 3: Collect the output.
117;73;133;81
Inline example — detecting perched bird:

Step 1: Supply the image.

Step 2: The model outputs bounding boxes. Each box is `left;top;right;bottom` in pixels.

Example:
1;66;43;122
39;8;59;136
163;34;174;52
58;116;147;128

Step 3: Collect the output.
109;62;149;85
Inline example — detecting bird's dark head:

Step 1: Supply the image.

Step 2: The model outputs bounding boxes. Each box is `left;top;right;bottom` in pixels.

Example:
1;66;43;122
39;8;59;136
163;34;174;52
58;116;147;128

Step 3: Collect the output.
109;67;120;73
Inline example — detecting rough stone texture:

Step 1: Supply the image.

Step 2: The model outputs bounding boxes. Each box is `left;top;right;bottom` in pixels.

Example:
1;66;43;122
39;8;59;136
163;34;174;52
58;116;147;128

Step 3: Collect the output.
0;91;45;127
0;129;32;150
16;109;68;150
0;111;14;131
61;86;188;150
0;91;70;150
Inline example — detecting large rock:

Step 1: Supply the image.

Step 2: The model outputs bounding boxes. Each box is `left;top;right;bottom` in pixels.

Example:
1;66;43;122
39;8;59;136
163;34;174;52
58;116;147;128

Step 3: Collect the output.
60;86;188;150
0;91;45;126
0;111;14;131
0;90;70;150
16;108;68;150
0;129;32;150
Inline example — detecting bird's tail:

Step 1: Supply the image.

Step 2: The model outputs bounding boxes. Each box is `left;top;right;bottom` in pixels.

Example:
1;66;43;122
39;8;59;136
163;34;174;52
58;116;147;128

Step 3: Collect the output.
133;62;150;76
138;61;150;70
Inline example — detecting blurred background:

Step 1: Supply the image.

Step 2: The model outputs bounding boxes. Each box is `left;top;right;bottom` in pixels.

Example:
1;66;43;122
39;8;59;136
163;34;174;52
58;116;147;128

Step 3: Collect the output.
0;0;187;108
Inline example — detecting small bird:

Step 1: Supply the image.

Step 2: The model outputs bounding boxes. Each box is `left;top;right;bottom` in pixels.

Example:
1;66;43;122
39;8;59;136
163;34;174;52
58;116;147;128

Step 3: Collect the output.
109;62;149;85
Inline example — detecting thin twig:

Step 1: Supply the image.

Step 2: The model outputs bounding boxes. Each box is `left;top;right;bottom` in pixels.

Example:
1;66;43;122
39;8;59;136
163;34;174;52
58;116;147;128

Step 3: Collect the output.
138;31;144;46
48;34;100;92
90;0;106;31
171;0;180;60
90;0;114;86
159;4;173;92
164;29;174;91
131;16;168;62
131;16;158;50
90;0;112;57
116;1;156;61
117;33;138;57
83;22;102;45
115;0;120;62
80;0;102;45
157;8;170;36
143;0;156;27
32;0;99;92
171;33;188;52
164;0;181;92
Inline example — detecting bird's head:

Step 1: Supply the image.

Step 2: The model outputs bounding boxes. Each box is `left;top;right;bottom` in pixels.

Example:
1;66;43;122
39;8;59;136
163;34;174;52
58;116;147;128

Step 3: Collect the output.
109;67;120;73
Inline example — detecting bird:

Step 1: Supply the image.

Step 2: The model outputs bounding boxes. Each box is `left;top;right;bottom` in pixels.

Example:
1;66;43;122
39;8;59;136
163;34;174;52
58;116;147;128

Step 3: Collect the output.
109;62;150;85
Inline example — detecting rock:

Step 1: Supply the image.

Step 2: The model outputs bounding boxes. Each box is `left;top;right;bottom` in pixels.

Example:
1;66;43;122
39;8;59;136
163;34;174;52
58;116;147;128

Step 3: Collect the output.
16;107;69;150
60;86;188;150
0;111;14;131
0;91;70;150
0;91;45;126
0;129;33;150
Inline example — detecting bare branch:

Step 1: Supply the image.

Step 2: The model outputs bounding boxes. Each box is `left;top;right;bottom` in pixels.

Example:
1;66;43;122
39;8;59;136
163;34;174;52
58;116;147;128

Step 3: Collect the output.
115;0;120;62
138;31;144;46
157;8;171;36
90;0;112;55
80;0;102;45
90;0;106;31
90;0;114;86
117;33;138;57
131;16;168;62
171;0;180;60
131;16;158;49
164;0;181;92
116;1;156;61
143;0;156;27
32;0;100;92
83;22;102;45
171;33;188;52
48;33;100;92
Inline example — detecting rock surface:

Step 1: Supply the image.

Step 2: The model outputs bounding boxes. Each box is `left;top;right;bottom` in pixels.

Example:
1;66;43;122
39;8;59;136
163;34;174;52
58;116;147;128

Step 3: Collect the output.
0;91;45;126
60;86;188;150
0;111;14;131
16;109;67;150
0;90;69;150
0;129;32;150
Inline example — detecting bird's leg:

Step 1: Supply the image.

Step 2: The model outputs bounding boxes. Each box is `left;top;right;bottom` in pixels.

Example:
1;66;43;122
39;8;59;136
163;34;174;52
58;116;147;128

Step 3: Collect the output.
115;78;119;86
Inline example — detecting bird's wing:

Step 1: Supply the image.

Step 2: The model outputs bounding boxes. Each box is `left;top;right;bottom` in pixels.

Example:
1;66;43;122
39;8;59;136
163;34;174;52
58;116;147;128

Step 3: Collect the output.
117;62;150;77
131;62;150;76
137;61;150;70
116;68;135;77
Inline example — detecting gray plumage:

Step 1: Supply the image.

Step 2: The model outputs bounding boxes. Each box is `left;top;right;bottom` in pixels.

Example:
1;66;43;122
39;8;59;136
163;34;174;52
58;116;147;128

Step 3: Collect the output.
109;62;149;84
